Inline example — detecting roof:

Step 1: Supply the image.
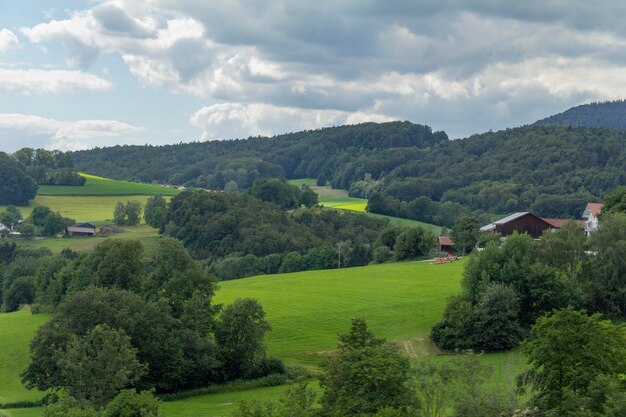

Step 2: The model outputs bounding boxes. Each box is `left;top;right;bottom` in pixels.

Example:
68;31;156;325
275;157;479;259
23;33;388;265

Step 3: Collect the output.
480;212;553;232
438;236;454;246
70;222;96;229
494;212;531;225
582;202;604;218
541;218;586;228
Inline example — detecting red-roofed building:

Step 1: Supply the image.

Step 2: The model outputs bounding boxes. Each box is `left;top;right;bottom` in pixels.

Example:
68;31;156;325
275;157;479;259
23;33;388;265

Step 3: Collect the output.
438;235;455;254
582;202;604;235
541;218;586;229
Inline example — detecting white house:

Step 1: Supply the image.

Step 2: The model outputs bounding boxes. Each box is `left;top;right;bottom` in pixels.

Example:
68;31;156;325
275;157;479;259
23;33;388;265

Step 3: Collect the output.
582;202;604;235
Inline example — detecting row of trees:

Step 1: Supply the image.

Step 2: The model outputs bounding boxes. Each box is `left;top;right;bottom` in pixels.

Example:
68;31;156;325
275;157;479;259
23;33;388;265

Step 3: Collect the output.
432;214;626;353
0;205;74;239
12;147;85;185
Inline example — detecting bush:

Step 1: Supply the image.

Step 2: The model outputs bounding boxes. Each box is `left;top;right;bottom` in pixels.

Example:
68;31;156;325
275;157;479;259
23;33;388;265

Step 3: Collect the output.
372;245;394;264
101;390;160;417
3;276;36;312
250;357;286;379
394;227;436;260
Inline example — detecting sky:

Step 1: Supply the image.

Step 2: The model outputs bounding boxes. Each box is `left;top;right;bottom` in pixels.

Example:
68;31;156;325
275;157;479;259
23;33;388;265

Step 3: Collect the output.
2;1;626;152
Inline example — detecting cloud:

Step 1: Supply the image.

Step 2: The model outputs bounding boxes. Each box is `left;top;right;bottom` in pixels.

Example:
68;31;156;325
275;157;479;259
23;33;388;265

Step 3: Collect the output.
0;68;111;93
0;29;19;52
0;113;145;151
16;1;626;139
189;102;394;140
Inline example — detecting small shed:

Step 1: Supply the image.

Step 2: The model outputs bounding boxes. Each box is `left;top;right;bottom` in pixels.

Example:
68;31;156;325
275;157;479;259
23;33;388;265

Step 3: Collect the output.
438;236;455;254
66;222;97;237
480;212;555;239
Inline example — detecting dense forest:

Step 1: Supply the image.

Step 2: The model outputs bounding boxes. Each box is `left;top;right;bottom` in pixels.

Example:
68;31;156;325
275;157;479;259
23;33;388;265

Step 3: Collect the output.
535;100;626;129
73;122;626;220
163;188;436;280
73;122;445;189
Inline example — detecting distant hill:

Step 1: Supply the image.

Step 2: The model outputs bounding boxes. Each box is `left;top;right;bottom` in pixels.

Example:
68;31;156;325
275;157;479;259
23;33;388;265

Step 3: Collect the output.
534;100;626;129
73;122;626;219
73;121;446;189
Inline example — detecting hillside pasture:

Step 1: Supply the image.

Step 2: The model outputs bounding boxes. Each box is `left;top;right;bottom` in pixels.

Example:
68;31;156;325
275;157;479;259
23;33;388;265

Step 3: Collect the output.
216;260;464;368
37;173;180;196
15;224;161;255
0;310;50;404
289;180;442;234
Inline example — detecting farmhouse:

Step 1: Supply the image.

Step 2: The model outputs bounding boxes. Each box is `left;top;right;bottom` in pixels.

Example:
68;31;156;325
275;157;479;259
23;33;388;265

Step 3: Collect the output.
480;212;556;239
582;202;603;235
66;222;97;237
438;235;455;254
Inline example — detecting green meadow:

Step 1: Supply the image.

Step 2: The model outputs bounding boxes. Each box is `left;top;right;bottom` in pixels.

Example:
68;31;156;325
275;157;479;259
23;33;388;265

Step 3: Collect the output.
0;309;50;404
215;260;464;368
16;224;161;255
37;173;181;196
0;259;525;417
289;180;443;234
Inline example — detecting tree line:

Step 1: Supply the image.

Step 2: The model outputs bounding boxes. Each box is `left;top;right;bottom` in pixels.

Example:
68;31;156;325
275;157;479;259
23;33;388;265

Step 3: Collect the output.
12;148;85;186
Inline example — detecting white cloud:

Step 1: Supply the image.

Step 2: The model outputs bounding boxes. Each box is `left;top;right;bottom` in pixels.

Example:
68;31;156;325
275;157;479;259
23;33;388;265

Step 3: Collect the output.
0;29;19;52
189;102;394;140
0;68;111;93
0;113;144;151
14;1;626;140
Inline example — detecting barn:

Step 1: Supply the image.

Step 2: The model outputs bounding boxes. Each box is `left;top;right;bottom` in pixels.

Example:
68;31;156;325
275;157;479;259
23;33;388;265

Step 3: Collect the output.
480;212;555;239
66;222;97;237
437;235;455;254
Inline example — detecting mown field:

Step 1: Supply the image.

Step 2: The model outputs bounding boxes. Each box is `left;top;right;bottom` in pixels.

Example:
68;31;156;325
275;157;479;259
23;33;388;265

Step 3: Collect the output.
290;180;443;234
0;173;177;255
16;224;161;255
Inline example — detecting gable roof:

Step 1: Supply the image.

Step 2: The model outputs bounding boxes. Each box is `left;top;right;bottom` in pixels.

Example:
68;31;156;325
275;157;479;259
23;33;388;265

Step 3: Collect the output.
582;202;604;218
69;222;96;229
438;236;454;246
480;212;553;232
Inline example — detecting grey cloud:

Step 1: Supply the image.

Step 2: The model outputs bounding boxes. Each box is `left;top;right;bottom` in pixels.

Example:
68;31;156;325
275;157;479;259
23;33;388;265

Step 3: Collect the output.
92;3;157;38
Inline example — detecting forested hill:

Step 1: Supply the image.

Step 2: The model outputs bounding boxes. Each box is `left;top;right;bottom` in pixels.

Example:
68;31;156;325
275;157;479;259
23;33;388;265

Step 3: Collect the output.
534;100;626;129
367;125;626;223
73;121;446;189
73;123;626;219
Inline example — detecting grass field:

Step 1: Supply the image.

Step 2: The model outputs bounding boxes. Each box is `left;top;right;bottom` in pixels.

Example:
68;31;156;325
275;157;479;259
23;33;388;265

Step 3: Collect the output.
215;260;464;367
289;180;443;234
0;195;168;226
288;179;317;186
16;224;161;255
0;309;50;404
0;259;526;417
37;173;181;196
